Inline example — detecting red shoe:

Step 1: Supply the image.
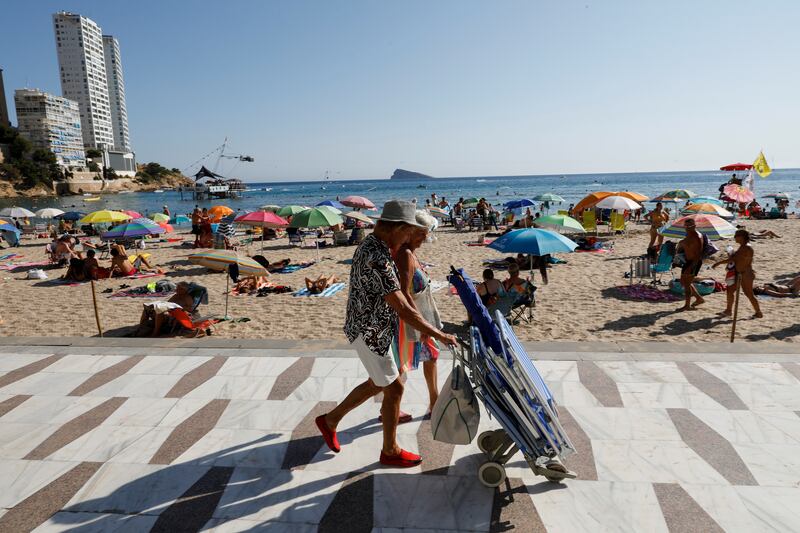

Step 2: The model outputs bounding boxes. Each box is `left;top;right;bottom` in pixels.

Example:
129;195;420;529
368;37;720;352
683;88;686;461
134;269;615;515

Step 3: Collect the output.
379;448;422;467
315;414;340;453
378;410;413;424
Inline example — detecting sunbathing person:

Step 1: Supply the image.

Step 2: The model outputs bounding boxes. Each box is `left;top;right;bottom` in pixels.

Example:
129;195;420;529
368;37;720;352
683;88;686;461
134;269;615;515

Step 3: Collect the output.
83;249;111;279
233;275;270;295
749;229;781;239
251;255;291;272
475;268;504;307
55;235;82;265
754;276;800;297
305;274;338;294
136;281;197;337
62;257;87;282
110;244;163;276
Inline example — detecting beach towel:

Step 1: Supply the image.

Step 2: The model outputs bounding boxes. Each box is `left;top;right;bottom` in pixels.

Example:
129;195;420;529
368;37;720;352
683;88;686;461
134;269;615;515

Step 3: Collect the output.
429;280;450;293
293;282;346;297
109;290;175;300
464;240;493;246
0;253;22;261
614;284;680;302
576;248;610;253
274;261;315;274
0;260;52;271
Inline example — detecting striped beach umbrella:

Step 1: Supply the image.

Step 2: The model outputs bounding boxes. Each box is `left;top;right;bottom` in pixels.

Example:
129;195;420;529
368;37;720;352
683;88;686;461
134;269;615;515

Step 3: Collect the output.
686;196;723;206
188;250;268;276
763;192;792;200
426;206;450;218
681;202;734;218
659;214;736;240
654;189;695;201
101;220;165;240
533;193;565;203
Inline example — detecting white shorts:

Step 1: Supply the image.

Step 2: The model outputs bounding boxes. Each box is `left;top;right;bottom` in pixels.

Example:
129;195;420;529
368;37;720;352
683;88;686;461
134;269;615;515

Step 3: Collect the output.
351;335;400;388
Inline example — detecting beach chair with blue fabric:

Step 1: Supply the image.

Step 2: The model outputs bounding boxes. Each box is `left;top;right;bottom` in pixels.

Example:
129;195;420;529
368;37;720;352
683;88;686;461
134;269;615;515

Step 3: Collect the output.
446;267;576;487
652;242;676;285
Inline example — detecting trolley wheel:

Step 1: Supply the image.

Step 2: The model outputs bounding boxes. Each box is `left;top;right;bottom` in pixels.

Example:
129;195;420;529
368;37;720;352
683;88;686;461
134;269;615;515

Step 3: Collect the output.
477;429;505;454
478;461;506;488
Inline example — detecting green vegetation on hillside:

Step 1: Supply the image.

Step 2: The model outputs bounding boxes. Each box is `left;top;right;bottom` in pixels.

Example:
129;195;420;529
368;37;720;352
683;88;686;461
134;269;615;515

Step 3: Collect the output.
0;124;64;190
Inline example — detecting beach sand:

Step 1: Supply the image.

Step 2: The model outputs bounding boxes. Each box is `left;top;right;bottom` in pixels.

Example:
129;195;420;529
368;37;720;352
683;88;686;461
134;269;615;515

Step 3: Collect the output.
0;218;797;343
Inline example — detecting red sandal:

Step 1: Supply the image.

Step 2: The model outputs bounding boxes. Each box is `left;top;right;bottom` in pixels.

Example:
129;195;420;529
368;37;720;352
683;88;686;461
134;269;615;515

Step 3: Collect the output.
378;410;413;424
379;448;422;467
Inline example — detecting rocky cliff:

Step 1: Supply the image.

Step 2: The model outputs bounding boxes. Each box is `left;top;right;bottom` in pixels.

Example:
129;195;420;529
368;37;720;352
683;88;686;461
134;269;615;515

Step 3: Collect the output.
389;168;435;181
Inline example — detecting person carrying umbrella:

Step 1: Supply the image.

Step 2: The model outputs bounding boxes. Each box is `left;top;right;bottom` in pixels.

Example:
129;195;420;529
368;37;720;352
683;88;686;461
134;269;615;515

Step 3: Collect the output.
316;200;456;468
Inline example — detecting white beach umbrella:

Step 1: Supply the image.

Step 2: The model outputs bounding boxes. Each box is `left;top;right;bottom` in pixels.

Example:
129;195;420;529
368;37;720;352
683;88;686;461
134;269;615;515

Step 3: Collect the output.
0;206;36;218
595;195;641;211
35;208;65;219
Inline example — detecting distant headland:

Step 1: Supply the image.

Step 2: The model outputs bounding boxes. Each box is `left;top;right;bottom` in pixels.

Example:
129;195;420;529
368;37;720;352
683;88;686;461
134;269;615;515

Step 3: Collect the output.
389;168;435;181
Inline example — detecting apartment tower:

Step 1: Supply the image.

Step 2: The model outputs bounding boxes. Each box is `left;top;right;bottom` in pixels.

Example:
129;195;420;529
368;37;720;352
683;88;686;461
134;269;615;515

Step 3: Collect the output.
102;35;130;151
14;88;86;167
52;11;114;149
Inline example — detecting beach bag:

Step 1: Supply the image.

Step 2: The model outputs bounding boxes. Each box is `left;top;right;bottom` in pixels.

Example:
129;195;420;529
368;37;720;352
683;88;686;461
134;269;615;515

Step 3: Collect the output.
404;283;443;342
27;269;47;280
431;363;480;444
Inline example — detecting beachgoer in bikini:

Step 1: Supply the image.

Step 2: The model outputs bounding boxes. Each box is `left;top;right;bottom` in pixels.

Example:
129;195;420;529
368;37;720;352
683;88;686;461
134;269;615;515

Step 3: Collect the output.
646;202;668;248
677;219;704;311
305;274;339;294
476;268;503;307
754;275;800;297
712;229;763;317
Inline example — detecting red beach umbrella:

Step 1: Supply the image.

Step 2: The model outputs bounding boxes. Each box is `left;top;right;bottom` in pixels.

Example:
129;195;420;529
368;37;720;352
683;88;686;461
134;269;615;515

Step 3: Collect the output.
722;184;755;203
234;210;289;250
719;163;753;171
121;210;142;219
158;222;174;232
340;195;376;209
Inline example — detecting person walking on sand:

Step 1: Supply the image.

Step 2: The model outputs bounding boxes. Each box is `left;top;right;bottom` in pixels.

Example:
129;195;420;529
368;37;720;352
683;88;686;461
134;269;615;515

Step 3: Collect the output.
315;200;456;468
646;202;668;249
712;229;763;318
677;219;704;311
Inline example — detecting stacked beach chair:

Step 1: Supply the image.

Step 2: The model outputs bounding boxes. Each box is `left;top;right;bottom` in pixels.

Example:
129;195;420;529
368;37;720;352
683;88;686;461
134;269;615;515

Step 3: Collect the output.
448;267;577;487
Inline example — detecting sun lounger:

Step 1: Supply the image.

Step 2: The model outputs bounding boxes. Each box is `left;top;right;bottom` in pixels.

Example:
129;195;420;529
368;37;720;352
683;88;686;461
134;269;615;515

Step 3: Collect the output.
446;267;576;487
610;211;626;234
581;210;597;235
168;308;218;337
293;282;346;297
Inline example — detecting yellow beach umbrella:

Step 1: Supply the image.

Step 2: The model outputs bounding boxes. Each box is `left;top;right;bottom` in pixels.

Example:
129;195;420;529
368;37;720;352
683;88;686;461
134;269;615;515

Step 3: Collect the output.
151;213;170;223
79;210;132;224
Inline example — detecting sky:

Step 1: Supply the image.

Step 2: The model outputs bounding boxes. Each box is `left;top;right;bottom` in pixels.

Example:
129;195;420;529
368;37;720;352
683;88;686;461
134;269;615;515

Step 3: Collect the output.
1;0;799;182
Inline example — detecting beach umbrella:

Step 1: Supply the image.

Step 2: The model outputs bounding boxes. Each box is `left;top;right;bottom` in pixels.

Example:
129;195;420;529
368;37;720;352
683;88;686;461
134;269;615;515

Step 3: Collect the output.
158;222;174;233
0;207;36;218
277;205;307;217
720;163;752;171
340;195;376;209
317;200;347;209
722;184;755;203
681;202;734;218
654;189;695;201
573;191;648;214
80;210;131;224
235;211;288;248
426;206;450;219
151;213;170;223
488;228;577;256
659;214;736;240
0;223;20;233
462;197;481;207
316;205;342;216
259;205;281;212
289;207;343;228
101;221;165;240
533;193;565;203
763;192;792;200
0;219;8;225
532;214;585;233
595;195;641;211
173;214;190;225
686;196;723;206
35;208;65;219
54;211;85;221
504;198;535;210
208;205;234;222
188;250;268;276
121;210;142;219
343;211;375;225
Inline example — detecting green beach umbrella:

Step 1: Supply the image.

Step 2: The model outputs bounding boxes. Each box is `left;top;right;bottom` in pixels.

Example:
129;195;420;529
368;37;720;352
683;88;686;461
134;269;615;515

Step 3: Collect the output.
654;189;695;201
277;205;308;217
151;213;170;223
533;193;565;203
316;205;343;215
533;214;585;233
462;197;480;207
289;207;343;228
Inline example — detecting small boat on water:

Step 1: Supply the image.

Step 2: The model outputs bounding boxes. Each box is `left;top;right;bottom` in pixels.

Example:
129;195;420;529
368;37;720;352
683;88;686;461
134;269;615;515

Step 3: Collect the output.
153;189;165;193
83;197;101;202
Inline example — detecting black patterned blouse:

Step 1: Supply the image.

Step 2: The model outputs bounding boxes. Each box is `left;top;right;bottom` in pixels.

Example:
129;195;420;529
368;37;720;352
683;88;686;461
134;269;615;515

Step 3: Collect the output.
343;234;401;356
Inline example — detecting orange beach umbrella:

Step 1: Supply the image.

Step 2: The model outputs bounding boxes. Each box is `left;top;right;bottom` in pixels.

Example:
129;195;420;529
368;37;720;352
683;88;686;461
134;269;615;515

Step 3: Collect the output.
573;191;649;214
208;205;234;222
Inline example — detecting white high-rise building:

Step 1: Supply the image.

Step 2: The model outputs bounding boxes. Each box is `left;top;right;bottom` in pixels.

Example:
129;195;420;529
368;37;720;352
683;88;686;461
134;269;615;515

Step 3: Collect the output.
14;89;86;168
52;12;115;150
102;35;130;151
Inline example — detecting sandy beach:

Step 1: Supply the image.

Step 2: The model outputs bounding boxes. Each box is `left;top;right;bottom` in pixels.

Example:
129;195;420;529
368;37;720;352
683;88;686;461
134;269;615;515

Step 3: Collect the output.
0;218;797;344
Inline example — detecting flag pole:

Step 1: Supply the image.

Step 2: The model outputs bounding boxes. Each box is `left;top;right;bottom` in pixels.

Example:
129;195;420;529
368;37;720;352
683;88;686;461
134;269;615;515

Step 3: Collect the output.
730;273;742;343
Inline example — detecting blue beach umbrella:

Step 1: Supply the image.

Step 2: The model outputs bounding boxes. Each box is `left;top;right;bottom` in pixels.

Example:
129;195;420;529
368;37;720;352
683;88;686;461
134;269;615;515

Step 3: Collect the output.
54;211;86;221
488;228;578;256
317;200;346;209
173;215;190;225
686;196;723;206
0;223;21;233
504;198;535;210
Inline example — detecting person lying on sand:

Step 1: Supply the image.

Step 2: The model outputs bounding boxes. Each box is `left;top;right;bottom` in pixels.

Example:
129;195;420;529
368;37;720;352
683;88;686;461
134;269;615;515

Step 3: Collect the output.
305;274;338;294
109;244;163;277
251;255;291;272
233;275;270;295
754;276;800;297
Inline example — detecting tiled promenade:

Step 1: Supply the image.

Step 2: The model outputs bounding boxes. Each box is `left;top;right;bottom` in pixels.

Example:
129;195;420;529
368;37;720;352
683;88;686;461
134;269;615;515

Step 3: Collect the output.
0;337;798;532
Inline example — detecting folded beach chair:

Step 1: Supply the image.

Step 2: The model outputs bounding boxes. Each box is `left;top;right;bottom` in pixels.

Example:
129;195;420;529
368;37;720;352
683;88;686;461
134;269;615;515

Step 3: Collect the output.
628;256;654;285
610;211;626;234
652;242;676;285
469;216;484;231
581;210;597;235
446;267;576;487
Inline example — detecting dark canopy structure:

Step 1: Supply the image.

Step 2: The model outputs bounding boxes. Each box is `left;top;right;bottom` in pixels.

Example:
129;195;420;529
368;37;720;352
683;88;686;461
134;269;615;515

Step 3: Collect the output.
194;166;227;182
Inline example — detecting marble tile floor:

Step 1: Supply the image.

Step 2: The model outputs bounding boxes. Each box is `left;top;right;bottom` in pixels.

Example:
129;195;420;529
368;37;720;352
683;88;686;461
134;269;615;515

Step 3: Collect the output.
0;344;798;532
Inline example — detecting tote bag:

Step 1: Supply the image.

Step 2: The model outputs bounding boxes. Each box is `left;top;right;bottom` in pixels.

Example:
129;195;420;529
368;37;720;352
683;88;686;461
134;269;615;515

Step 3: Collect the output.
430;363;480;445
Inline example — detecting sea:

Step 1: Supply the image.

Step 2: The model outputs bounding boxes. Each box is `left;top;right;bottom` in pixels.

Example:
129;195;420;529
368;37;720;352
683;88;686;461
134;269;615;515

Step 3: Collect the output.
1;169;798;217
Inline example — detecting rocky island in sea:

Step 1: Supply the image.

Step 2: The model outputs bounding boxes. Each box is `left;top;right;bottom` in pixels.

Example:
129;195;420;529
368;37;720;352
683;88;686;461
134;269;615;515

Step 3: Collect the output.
389;168;435;181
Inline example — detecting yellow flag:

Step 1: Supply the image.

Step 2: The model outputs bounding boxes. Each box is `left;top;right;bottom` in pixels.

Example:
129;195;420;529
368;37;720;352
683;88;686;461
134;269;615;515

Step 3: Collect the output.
753;151;772;178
